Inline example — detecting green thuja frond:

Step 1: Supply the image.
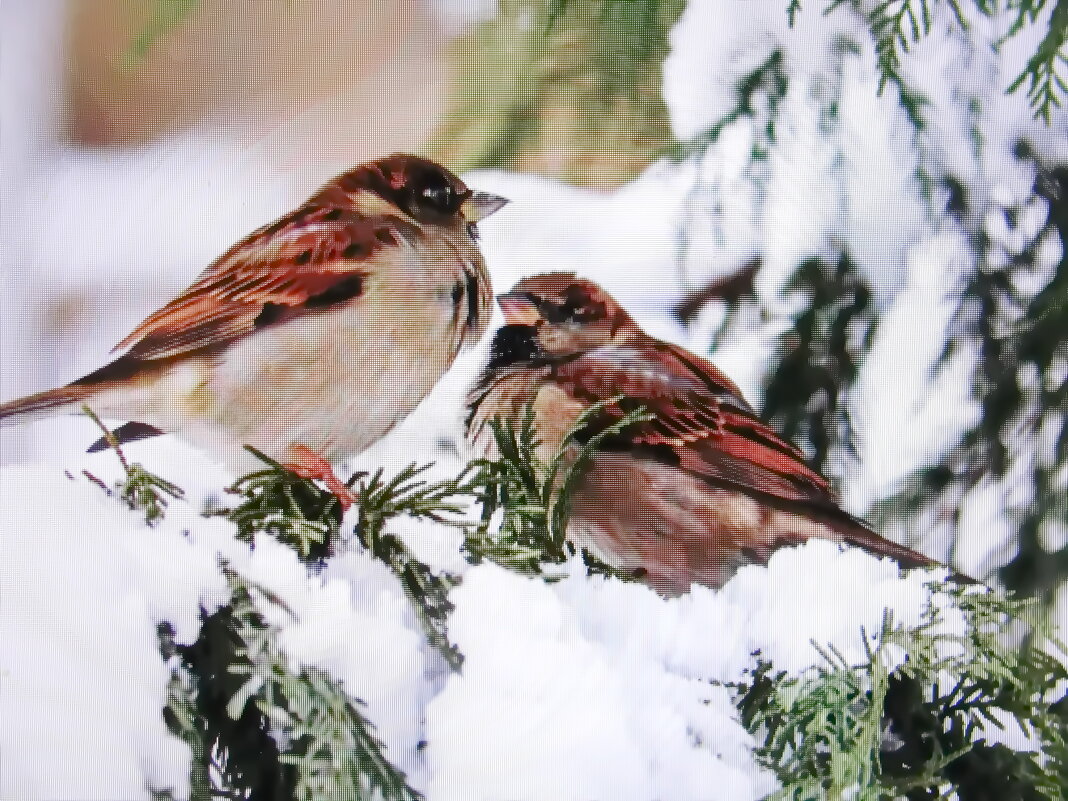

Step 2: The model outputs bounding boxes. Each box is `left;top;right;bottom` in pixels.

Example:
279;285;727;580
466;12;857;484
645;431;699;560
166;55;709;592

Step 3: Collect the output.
1005;0;1068;123
787;0;804;26
80;405;184;525
466;405;568;574
347;462;479;670
159;626;211;801
466;396;652;579
821;0;1066;124
228;448;473;668
669;48;790;160
225;447;344;559
733;581;1068;799
184;570;422;801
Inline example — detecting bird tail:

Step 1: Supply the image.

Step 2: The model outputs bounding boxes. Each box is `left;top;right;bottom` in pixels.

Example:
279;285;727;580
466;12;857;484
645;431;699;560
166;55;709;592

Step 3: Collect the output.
828;511;978;585
0;384;96;427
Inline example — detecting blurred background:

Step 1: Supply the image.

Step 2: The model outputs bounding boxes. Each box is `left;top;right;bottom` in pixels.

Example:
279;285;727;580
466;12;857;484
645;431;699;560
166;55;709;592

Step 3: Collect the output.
1;0;1066;614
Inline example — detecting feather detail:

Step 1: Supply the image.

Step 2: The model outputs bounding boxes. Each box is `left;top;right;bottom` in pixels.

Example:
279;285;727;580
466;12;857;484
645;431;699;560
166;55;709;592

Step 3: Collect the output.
0;384;97;425
548;340;837;509
112;204;395;360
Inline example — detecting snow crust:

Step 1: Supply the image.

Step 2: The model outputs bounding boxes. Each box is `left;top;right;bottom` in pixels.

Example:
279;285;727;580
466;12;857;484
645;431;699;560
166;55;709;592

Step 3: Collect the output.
1;457;969;800
2;1;1067;797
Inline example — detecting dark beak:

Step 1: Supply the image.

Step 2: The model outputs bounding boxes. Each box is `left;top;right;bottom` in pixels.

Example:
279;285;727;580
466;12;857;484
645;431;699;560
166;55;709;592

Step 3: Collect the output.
496;291;541;326
461;191;510;223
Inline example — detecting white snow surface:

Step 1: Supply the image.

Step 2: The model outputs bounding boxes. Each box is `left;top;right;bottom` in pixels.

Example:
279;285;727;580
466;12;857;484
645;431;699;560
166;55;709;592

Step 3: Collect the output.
2;454;976;800
0;467;228;800
3;0;1068;796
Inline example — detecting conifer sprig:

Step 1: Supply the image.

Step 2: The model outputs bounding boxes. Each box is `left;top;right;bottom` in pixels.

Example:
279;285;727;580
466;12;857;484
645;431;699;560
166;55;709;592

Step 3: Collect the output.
160;650;212;801
224;446;345;559
466;397;652;579
225;448;470;668
218;570;423;801
734;581;1068;799
821;0;1067;123
347;462;479;670
1005;0;1068;123
71;399;1068;799
80;405;184;525
75;445;422;800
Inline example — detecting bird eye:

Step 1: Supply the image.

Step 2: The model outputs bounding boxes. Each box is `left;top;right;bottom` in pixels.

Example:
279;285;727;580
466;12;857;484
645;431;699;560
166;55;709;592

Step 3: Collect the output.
535;297;583;324
420;182;457;213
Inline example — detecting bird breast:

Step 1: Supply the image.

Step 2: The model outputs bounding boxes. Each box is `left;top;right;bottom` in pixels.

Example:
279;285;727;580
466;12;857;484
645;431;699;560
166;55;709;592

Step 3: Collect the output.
114;237;485;474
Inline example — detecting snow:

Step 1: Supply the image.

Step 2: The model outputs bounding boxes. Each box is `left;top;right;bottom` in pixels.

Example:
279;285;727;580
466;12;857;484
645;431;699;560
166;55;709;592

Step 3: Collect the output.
0;467;228;800
0;458;443;798
664;0;931;302
0;458;977;800
235;537;435;779
2;0;1067;796
426;563;773;801
662;0;866;143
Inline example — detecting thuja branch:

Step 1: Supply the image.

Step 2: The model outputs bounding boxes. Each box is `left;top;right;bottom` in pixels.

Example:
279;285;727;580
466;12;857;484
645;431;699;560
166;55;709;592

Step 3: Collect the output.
80;404;184;524
733;581;1068;799
348;462;477;670
226;448;470;668
465;396;652;580
226;446;344;559
180;569;423;801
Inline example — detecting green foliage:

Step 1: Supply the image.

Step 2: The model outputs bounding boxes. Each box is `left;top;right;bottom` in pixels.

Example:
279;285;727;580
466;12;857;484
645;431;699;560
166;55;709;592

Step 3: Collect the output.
218;571;422;801
665;0;1065;603
670;47;790;161
710;254;879;478
347;462;476;670
999;0;1068;124
226;449;471;669
763;256;877;474
432;0;683;184
226;446;344;560
80;442;427;800
1002;0;1068;123
71;400;1068;800
159;627;212;801
734;582;1068;799
820;0;1065;124
825;0;937;128
465;397;652;580
551;0;1063;127
170;569;422;801
80;405;185;525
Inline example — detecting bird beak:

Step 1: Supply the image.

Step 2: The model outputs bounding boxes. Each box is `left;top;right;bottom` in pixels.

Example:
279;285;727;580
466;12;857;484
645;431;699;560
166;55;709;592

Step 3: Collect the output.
461;191;510;223
496;291;541;326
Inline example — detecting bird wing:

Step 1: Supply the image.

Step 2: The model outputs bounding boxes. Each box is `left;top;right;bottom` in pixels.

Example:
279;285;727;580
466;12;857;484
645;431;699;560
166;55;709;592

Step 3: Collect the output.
551;340;839;510
112;204;412;360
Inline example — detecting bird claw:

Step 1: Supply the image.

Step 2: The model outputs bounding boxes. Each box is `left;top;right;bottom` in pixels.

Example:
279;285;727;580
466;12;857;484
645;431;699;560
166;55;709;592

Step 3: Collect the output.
283;445;358;511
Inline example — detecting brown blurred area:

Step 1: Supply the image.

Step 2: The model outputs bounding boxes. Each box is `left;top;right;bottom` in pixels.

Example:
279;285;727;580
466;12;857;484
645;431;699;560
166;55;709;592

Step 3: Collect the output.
65;0;448;179
62;0;671;187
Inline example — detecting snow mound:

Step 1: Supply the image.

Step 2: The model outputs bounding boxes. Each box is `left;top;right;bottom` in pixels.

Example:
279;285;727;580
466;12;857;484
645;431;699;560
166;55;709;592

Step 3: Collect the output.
1;459;969;800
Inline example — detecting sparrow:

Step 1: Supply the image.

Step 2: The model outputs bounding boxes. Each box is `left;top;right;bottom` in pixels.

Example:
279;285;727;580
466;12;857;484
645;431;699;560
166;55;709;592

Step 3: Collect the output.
0;154;508;506
467;273;957;594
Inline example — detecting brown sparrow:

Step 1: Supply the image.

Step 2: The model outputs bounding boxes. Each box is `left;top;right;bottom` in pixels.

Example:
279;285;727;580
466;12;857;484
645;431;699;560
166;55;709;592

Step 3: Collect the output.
0;154;507;505
467;273;955;594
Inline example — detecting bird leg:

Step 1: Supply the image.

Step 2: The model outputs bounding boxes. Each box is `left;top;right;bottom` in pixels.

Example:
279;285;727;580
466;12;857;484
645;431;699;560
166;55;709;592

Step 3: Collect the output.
283;445;359;511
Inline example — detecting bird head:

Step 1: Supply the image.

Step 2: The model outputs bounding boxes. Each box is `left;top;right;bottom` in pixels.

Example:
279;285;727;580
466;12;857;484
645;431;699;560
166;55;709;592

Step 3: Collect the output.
328;154;508;238
492;273;640;364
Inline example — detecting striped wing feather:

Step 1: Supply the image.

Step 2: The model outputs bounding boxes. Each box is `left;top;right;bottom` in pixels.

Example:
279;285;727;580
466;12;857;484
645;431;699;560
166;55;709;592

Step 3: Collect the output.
113;204;397;360
552;341;837;510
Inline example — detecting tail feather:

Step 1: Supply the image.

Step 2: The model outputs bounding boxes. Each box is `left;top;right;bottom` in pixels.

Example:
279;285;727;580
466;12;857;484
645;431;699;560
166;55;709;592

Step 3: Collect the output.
828;511;978;585
0;384;97;426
